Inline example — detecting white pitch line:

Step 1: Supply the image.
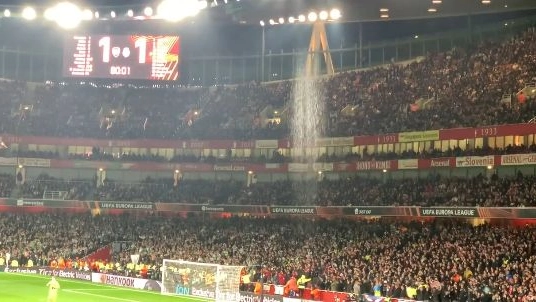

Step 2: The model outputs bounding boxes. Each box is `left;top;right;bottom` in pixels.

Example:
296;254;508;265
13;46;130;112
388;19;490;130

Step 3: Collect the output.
64;289;141;302
67;288;120;291
9;273;211;301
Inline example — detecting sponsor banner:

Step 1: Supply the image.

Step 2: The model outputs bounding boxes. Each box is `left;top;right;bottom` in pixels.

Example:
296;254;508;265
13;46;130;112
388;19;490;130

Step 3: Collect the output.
239;292;283;302
98;202;154;210
201;205;226;212
17;157;51;167
91;273;162;292
191;286;216;299
0;157;16;166
255;140;278;149
4;267;91;281
288;163;309;172
399;130;439;143
270;207;317;215
315;137;354;147
398;159;418;170
0;157;51;167
455;156;495;167
501;153;536;166
214;164;246;172
313;162;334;172
356;160;394;171
419;207;479;217
429;158;452;168
342;207;412;217
17;199;44;207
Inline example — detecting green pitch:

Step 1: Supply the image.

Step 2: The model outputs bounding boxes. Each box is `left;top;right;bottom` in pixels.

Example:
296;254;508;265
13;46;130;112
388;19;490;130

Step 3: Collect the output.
0;273;211;302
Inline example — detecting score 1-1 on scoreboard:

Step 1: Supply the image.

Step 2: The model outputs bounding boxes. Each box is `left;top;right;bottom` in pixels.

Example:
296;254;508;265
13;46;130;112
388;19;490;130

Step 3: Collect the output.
63;35;180;81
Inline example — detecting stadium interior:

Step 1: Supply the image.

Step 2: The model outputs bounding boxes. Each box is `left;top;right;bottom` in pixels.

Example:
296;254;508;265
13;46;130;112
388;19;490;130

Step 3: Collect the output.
0;0;536;302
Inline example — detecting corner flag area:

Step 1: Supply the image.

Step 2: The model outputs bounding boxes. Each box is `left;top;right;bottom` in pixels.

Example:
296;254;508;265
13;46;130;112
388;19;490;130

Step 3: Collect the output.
0;273;211;302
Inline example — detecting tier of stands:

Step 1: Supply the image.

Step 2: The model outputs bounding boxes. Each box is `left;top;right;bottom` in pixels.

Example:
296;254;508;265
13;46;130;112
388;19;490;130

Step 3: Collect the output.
0;29;535;142
0;215;534;300
3;172;535;207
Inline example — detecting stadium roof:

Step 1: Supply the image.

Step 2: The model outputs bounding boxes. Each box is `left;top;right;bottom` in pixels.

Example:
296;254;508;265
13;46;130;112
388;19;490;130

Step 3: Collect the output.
2;0;536;24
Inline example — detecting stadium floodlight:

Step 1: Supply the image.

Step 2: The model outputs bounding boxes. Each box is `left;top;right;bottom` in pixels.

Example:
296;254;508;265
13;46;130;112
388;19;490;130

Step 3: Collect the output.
44;8;54;20
110;11;116;18
82;9;92;20
278;17;284;24
22;6;37;20
288;16;295;23
319;10;328;21
45;2;82;29
269;19;275;25
157;0;203;22
481;0;491;4
127;9;134;17
307;11;317;22
428;8;437;12
259;20;265;26
329;8;341;20
94;11;99;18
3;9;10;17
298;14;306;22
144;6;153;16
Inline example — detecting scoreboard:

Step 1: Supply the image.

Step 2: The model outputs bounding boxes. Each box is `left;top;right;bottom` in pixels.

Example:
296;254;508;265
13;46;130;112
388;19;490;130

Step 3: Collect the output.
63;35;180;81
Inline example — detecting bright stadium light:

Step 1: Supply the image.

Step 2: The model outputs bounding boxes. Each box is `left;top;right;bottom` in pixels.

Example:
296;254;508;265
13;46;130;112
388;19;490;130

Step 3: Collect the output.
157;0;203;22
82;9;92;20
259;20;265;26
319;10;328;20
127;9;134;17
44;7;54;20
144;6;153;16
278;17;284;24
298;14;306;22
329;8;341;20
269;18;275;25
110;10;116;18
307;11;317;22
45;2;83;29
288;16;295;23
22;6;37;20
3;9;10;17
94;11;99;18
199;1;208;9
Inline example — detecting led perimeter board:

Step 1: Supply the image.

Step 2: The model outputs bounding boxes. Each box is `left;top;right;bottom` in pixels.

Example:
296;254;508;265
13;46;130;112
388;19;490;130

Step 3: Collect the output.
63;35;180;81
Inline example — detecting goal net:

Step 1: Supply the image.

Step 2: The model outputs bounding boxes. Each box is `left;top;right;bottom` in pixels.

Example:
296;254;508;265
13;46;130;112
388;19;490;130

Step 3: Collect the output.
161;259;244;302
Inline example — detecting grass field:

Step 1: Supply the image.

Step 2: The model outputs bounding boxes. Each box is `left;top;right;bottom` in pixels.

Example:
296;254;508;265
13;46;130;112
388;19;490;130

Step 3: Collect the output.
0;273;211;302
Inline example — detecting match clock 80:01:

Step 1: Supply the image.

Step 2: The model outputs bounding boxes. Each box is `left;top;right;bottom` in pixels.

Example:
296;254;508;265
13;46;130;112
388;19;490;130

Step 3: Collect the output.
63;35;180;81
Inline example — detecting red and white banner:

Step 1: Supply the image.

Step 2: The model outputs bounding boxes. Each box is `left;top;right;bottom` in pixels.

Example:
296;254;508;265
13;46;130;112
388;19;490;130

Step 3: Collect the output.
91;273;162;292
356;160;394;171
455;156;495;167
501;153;536;166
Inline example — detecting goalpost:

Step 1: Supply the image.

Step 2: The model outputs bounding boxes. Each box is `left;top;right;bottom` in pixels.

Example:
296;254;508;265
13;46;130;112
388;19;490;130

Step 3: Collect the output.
161;259;244;302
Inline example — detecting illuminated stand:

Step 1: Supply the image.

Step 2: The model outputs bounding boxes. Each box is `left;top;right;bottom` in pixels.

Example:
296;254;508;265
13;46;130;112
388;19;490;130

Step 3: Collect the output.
305;21;335;76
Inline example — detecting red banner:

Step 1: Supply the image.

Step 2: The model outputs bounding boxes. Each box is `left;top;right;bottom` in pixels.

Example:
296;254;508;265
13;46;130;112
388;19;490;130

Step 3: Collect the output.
2;123;535;151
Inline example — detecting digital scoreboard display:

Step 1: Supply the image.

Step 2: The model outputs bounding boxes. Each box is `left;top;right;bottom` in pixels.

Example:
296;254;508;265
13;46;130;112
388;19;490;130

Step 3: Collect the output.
63;35;180;81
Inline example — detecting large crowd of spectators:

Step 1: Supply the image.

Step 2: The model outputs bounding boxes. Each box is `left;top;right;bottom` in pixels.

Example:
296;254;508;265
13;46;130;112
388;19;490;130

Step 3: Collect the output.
1;214;535;301
2;172;535;207
0;29;535;141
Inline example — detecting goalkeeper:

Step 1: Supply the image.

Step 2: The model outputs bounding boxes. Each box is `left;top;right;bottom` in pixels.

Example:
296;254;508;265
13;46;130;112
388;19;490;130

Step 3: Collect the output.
46;276;61;302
